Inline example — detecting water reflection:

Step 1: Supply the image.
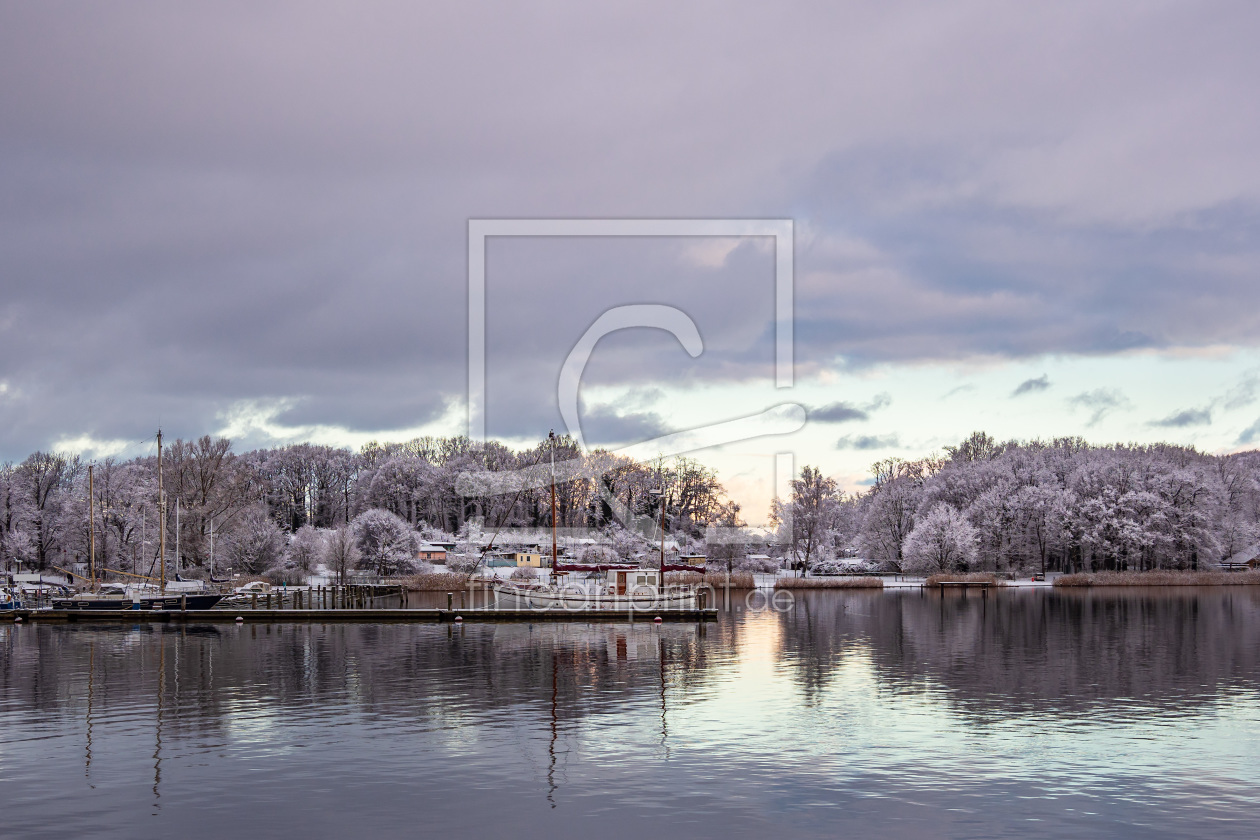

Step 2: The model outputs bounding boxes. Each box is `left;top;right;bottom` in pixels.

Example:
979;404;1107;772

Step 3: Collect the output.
1;589;1258;839
779;588;1260;718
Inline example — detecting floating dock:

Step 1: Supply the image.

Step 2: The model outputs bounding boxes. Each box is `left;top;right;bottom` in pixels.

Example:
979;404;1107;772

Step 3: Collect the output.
7;607;718;624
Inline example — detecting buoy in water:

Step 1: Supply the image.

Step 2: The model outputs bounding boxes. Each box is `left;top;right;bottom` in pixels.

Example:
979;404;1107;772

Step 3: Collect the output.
654;616;663;623
14;617;22;623
235;616;244;622
455;616;463;622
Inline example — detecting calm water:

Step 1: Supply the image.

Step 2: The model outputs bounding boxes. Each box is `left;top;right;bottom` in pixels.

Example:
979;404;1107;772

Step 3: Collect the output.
3;589;1259;839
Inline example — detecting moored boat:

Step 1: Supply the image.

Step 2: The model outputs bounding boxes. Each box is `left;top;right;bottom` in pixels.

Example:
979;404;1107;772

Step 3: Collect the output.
492;568;696;610
53;583;224;611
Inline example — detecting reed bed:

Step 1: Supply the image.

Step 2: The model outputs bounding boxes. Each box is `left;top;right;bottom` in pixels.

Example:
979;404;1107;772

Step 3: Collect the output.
774;576;884;589
924;572;1001;588
665;571;756;589
1054;570;1260;587
402;571;472;591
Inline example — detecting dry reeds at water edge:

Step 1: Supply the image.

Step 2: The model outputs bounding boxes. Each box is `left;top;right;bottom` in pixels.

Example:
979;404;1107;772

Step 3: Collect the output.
665;571;756;589
402;571;473;591
924;572;1001;588
1054;570;1260;587
774;576;884;589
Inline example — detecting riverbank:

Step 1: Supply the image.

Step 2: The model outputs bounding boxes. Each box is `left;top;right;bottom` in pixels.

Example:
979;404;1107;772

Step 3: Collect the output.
1054;570;1260;587
774;576;884;589
402;569;760;591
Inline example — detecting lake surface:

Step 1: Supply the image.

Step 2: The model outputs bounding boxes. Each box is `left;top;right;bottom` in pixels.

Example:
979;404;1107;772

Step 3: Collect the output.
3;588;1259;839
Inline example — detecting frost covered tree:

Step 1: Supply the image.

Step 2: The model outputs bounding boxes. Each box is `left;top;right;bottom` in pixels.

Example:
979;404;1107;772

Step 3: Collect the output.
610;527;645;561
222;505;285;575
706;500;745;575
276;524;326;579
902;504;979;574
16;451;80;570
577;544;618;565
350;508;418;576
322;526;359;585
771;465;839;577
446;552;480;574
163;436;254;570
860;472;916;569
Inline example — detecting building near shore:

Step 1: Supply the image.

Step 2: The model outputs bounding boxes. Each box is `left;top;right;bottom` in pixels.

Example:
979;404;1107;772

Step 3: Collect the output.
417;544;448;564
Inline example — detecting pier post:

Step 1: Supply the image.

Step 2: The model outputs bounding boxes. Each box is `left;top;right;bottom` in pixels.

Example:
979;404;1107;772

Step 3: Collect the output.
181;594;186;612
447;592;453;611
251;593;258;610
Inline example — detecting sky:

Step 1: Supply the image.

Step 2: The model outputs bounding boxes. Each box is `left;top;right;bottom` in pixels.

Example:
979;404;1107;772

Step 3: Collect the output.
3;1;1260;524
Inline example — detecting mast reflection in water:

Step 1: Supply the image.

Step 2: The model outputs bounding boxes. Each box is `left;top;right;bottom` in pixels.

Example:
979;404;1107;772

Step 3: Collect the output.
2;589;1259;839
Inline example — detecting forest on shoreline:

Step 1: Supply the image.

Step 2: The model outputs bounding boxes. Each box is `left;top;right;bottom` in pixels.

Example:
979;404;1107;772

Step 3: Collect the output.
2;430;1258;581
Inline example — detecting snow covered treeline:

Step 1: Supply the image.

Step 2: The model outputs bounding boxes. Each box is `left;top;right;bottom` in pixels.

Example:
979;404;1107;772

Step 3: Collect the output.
0;434;731;576
778;432;1260;576
6;429;1257;580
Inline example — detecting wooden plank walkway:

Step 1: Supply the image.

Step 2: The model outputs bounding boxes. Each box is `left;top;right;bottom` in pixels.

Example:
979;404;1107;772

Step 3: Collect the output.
8;607;718;624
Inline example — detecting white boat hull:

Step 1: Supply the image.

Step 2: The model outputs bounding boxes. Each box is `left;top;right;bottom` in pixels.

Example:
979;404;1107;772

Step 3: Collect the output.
491;582;696;611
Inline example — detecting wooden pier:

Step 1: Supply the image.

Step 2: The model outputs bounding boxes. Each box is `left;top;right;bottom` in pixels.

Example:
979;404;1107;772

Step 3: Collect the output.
7;607;718;624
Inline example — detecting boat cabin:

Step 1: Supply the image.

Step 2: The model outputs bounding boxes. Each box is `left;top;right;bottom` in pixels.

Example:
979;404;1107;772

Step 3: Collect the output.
606;569;661;595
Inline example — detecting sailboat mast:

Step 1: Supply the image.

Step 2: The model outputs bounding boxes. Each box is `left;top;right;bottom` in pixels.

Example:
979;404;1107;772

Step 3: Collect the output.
157;429;166;593
659;489;666;581
549;431;558;571
88;464;95;587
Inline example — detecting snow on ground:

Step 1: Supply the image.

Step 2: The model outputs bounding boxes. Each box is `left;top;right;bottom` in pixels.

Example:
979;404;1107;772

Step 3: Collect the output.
760;571;1060;589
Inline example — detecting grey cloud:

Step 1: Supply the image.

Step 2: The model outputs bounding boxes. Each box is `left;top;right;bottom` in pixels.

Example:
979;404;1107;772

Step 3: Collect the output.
836;434;900;451
810;394;892;424
1149;408;1211;428
1220;373;1260;411
577;405;670;446
1012;375;1050;397
1239;419;1260;446
3;3;1260;456
813;403;868;423
1067;389;1131;426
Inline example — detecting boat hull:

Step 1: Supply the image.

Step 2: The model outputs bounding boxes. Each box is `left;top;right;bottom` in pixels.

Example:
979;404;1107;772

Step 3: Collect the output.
491;583;695;611
52;594;225;611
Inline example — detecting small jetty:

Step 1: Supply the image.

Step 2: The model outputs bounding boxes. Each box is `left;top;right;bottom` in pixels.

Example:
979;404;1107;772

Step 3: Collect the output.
7;607;717;624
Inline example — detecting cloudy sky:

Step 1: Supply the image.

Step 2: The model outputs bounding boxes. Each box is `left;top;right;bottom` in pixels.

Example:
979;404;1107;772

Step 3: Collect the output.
3;1;1260;522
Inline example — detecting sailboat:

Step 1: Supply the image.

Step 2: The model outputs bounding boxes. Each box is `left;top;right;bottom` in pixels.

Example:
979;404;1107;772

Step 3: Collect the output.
54;431;224;611
491;432;697;610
